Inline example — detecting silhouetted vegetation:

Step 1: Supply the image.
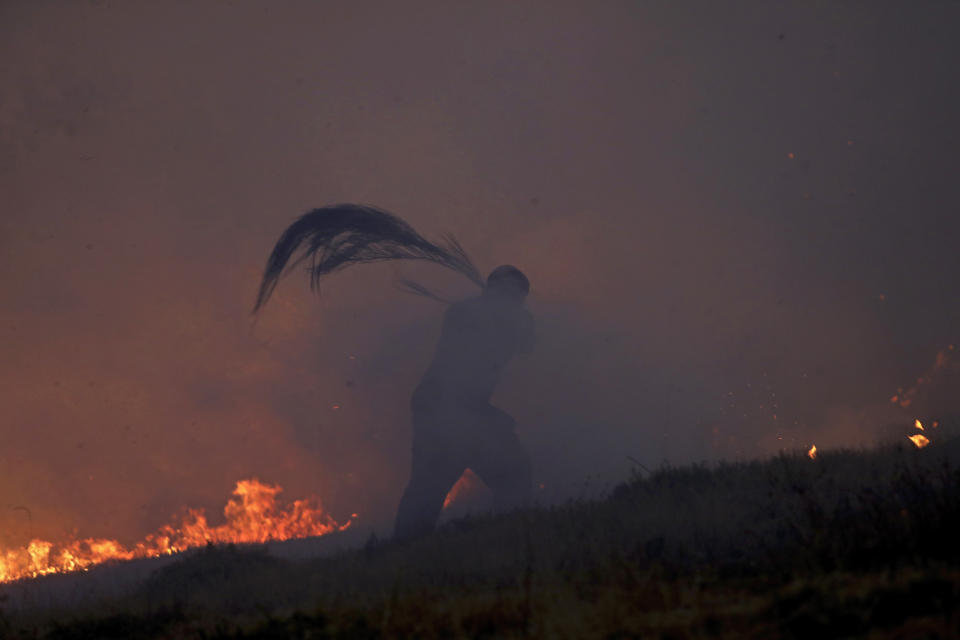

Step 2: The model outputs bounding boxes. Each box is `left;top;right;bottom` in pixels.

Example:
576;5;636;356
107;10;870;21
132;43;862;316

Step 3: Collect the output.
4;439;960;638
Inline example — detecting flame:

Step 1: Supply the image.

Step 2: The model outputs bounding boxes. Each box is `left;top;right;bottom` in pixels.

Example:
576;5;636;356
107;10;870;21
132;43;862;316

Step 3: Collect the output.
443;469;483;510
0;478;351;584
908;434;930;449
807;444;817;460
915;419;924;431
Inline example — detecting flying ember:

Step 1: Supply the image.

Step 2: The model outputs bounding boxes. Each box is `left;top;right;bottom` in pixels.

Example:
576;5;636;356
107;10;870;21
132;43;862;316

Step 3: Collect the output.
0;478;351;584
915;419;924;431
908;434;931;449
807;445;817;460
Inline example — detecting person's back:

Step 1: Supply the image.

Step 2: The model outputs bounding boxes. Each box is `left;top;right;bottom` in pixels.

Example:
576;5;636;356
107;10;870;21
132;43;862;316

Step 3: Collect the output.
395;265;535;539
417;292;534;409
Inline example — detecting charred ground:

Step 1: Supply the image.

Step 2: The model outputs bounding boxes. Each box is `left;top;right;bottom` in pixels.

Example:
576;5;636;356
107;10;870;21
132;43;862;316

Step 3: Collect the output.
4;438;960;639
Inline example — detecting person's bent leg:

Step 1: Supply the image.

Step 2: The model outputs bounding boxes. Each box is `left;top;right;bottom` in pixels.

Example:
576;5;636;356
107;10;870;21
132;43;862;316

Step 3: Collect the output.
470;409;533;511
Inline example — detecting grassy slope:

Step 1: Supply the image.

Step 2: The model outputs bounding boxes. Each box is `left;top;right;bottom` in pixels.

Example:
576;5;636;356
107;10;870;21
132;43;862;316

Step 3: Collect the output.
5;439;960;639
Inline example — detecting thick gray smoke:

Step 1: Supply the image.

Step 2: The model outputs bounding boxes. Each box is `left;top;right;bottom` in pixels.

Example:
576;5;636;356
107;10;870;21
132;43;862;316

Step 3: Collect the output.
1;2;958;544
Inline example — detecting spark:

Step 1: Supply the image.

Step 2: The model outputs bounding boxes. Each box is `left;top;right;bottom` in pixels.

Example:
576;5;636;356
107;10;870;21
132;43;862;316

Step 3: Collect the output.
908;434;930;449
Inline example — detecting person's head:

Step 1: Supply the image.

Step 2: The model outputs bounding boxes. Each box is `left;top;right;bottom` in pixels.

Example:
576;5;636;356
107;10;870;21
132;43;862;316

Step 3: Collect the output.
484;265;530;302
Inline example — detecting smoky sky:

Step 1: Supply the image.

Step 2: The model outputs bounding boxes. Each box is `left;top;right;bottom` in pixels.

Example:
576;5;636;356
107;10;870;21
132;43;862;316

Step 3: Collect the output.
1;1;959;547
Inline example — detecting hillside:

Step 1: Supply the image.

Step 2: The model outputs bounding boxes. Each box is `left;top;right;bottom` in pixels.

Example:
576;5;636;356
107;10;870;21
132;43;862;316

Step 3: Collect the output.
3;438;960;639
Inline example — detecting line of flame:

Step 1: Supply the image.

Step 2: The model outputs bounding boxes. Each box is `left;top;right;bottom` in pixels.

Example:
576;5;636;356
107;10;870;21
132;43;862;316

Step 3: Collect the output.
0;478;352;583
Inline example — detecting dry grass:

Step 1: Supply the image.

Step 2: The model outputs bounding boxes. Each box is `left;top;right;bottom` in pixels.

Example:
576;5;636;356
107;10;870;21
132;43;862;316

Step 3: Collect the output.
4;438;960;639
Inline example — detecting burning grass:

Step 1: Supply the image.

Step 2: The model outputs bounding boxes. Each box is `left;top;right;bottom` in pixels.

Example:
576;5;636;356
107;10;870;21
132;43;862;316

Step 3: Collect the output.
3;439;960;638
0;479;351;583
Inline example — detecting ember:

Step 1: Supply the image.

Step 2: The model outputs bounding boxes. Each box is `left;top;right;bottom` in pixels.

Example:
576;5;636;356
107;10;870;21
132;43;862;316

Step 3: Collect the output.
807;445;817;460
908;434;930;449
0;479;351;583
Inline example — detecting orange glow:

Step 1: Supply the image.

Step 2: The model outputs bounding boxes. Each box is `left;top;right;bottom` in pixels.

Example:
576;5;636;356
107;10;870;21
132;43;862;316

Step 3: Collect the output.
807;445;817;460
443;469;483;510
892;347;955;409
0;478;351;584
908;434;930;449
915;419;924;431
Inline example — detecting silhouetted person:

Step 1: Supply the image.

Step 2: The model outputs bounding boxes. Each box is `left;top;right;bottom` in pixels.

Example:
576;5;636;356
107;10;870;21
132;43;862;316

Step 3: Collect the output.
253;205;532;540
393;265;535;539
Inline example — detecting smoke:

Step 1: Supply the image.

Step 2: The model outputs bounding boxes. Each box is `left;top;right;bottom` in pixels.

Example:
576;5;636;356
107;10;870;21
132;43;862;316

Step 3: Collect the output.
1;1;959;544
